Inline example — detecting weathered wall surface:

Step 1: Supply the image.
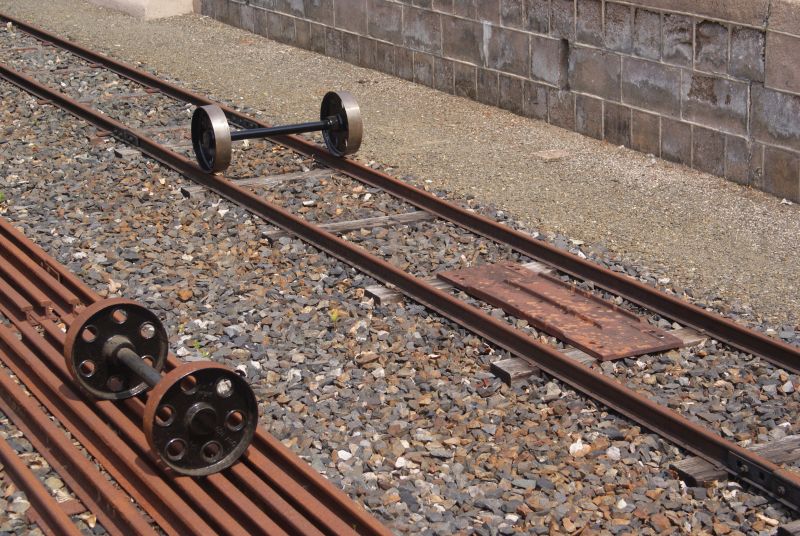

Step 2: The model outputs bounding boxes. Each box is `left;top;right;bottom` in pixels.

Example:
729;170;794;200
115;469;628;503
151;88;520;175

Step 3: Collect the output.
200;0;800;201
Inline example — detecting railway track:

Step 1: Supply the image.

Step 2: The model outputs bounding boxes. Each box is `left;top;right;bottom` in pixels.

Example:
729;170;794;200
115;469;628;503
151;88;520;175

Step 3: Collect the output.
1;11;799;529
0;216;392;534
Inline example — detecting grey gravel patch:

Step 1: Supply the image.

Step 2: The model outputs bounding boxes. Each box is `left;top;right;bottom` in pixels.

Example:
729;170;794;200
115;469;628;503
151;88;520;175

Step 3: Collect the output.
1;72;798;534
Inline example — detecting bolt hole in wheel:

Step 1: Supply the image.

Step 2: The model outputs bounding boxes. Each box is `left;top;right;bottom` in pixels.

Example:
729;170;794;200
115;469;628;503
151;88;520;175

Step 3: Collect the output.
225;410;244;432
216;378;233;398
165;438;186;461
65;299;169;401
156;405;175;427
81;325;98;343
180;375;197;395
107;375;125;392
111;308;128;324
79;360;96;378
202;441;222;463
140;322;156;340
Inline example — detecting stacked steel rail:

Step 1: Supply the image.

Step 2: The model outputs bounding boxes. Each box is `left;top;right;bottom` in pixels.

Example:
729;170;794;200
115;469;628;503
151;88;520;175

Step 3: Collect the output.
2;12;800;514
0;216;391;535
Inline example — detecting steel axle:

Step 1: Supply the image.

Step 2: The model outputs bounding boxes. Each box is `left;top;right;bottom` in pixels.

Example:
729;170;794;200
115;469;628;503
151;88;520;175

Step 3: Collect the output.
65;299;258;476
192;90;362;172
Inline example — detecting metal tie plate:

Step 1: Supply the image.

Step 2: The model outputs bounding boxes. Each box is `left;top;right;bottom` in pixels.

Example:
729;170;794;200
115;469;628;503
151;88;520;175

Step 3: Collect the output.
438;261;683;361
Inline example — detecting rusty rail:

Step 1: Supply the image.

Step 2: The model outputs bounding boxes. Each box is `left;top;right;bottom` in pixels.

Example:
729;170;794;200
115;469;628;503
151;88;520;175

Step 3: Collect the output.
1;12;800;514
1;11;796;378
0;222;391;534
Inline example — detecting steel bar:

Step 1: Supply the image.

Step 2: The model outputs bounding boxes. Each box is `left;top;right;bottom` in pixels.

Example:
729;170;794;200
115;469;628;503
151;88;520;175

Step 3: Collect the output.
0;361;153;536
1;61;798;511
0;431;83;536
5;11;791;375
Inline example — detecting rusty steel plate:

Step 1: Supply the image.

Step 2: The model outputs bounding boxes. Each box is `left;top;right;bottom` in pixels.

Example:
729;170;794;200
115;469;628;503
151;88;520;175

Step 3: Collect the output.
438;262;683;361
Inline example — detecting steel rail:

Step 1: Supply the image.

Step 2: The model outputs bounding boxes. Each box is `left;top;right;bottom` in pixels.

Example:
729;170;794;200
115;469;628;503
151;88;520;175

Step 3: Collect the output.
1;60;799;511
1;12;795;377
0;358;157;536
0;219;391;536
0;428;83;536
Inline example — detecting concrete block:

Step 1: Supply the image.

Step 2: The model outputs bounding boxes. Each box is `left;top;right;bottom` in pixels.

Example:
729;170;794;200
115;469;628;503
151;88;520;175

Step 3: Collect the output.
335;0;367;34
763;146;800;201
303;0;333;25
237;3;256;33
631;109;660;155
548;88;575;129
295;19;311;49
526;0;550;34
453;0;476;18
249;0;275;8
367;0;403;43
621;0;769;28
605;2;632;53
695;20;729;75
576;0;603;47
413;51;435;87
442;16;484;65
681;74;748;135
376;41;395;72
477;68;500;106
501;0;525;29
523;81;548;120
274;0;304;17
326;27;344;58
633;8;660;60
454;62;477;98
661;117;691;165
766;32;800;95
692;126;725;176
568;47;622;101
477;0;501;23
604;102;631;147
404;7;442;54
662;13;692;67
200;0;214;16
725;135;759;185
395;46;414;80
358;35;378;68
576;95;603;139
308;22;327;53
415;0;433;8
253;7;270;37
550;0;575;40
267;11;296;43
434;56;455;93
487;26;530;77
530;34;568;87
342;31;361;65
621;57;680;116
751;84;800;152
729;26;765;81
768;0;800;36
500;74;525;115
433;0;453;13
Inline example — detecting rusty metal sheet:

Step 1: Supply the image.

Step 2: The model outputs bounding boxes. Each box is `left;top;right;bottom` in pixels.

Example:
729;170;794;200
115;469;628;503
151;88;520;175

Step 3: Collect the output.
438;262;682;361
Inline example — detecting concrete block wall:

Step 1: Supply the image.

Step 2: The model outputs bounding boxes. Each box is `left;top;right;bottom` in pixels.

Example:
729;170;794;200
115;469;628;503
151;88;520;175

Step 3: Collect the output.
200;0;800;201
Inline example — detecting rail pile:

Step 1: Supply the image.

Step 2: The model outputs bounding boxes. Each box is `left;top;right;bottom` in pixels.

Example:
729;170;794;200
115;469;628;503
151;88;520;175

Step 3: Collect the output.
0;215;390;534
2;11;800;523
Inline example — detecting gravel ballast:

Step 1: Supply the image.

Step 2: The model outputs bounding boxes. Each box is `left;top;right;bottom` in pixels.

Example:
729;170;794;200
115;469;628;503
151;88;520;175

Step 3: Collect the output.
1;29;799;534
0;0;798;331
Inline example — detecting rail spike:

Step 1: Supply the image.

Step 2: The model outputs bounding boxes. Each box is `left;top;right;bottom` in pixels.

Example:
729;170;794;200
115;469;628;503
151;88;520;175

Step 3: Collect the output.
64;298;258;476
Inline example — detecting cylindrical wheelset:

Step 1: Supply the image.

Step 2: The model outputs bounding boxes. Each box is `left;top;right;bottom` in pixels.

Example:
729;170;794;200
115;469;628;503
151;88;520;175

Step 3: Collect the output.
192;90;363;173
64;298;258;476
